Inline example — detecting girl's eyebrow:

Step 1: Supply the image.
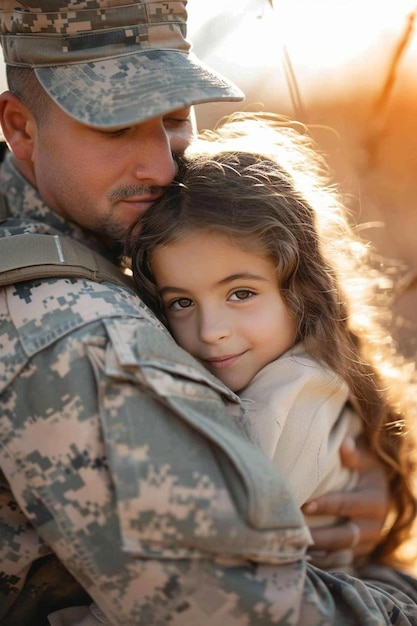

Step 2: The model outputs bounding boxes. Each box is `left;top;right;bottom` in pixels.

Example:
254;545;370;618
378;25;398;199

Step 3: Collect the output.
218;273;268;285
159;273;268;296
159;285;190;296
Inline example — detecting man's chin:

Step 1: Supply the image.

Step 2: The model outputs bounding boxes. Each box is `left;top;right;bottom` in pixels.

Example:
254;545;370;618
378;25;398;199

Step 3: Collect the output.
87;224;125;258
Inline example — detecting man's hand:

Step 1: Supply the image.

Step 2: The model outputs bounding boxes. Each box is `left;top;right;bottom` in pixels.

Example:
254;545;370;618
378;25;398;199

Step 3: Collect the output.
301;436;390;559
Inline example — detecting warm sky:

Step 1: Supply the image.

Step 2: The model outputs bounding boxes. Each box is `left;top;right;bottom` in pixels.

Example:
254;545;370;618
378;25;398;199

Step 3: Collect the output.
187;0;417;126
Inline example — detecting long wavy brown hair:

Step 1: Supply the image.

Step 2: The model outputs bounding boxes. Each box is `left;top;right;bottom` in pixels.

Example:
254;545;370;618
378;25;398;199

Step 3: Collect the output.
126;112;417;567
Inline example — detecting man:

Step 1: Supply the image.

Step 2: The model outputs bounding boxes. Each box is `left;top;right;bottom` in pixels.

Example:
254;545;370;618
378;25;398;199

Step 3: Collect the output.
0;1;416;625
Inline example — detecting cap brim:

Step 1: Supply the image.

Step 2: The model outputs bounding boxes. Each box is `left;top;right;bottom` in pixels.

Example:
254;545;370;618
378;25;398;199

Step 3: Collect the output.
35;49;244;129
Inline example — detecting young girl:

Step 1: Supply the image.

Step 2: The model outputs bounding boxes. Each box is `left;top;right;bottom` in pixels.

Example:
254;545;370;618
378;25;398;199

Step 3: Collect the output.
126;113;417;571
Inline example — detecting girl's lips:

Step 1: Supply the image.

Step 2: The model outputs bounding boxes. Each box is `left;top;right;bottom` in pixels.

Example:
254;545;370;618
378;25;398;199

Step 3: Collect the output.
204;352;246;369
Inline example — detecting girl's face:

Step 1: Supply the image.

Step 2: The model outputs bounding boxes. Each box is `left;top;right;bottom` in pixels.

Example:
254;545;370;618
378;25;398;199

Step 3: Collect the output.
150;230;297;392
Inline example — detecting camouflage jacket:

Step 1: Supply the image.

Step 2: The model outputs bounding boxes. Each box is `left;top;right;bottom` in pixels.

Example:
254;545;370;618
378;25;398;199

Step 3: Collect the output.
1;150;417;626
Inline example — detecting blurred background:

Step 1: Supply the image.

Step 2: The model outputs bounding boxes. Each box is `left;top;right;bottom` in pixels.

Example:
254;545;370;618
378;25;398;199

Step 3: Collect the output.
187;0;417;357
0;0;416;353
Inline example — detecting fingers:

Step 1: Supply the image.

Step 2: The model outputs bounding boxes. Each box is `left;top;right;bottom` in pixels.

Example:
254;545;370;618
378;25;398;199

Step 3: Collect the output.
346;521;361;548
302;488;387;520
302;484;389;559
307;518;380;558
338;435;361;470
339;434;379;472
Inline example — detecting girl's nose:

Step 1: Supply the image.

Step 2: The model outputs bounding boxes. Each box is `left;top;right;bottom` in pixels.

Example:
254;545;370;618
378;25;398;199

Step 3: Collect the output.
198;309;231;344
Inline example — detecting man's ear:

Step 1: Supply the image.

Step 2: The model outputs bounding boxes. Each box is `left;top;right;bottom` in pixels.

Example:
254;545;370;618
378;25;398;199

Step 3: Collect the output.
0;91;35;160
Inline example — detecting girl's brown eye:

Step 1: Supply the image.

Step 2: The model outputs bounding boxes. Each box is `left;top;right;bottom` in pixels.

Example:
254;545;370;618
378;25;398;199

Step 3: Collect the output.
230;289;255;301
168;297;194;311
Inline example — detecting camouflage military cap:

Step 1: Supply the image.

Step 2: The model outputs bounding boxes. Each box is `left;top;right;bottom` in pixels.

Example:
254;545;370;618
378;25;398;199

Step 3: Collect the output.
0;0;244;127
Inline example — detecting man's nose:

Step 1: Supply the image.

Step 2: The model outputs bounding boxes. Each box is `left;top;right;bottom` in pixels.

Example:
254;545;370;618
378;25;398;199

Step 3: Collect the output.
132;117;177;187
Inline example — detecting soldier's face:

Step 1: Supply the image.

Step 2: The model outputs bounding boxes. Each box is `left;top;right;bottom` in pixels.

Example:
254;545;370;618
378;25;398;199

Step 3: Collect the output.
30;99;194;242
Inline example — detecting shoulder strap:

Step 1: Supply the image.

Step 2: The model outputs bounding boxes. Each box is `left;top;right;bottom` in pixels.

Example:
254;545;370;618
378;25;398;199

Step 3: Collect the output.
0;191;132;288
0;233;134;289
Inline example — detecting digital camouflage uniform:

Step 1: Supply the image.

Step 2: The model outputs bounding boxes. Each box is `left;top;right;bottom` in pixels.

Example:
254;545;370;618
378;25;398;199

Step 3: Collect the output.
2;153;417;626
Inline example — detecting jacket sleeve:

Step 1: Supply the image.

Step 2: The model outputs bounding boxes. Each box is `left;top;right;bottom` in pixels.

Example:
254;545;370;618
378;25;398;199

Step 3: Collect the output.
49;562;417;626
